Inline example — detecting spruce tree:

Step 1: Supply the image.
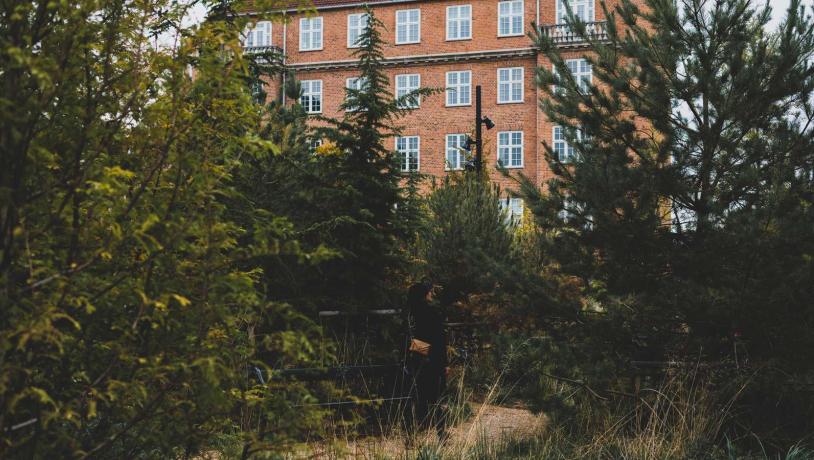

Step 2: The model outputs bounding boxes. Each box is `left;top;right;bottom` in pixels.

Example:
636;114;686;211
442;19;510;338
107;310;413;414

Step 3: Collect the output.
258;8;435;313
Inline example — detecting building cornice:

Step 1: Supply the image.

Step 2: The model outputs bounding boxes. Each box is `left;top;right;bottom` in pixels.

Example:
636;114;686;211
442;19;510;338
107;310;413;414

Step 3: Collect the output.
287;47;538;71
240;0;426;15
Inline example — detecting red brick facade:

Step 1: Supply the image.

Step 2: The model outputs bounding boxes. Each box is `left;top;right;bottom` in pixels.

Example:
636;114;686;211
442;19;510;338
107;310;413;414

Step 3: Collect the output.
245;0;609;192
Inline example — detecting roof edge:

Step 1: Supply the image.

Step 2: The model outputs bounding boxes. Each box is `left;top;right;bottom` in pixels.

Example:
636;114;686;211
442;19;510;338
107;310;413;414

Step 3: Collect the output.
241;0;424;15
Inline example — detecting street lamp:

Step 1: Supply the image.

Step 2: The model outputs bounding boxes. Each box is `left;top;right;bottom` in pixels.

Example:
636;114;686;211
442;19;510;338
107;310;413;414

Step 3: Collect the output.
473;86;494;173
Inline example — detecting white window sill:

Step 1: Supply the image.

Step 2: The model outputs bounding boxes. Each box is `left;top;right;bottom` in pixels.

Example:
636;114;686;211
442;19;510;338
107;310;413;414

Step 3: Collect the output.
445;103;472;107
299;47;324;52
395;41;421;45
446;36;472;41
497;33;524;38
497;100;524;104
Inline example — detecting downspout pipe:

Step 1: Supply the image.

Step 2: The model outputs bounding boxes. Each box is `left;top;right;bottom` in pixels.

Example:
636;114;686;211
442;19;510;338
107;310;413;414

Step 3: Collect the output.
282;15;287;105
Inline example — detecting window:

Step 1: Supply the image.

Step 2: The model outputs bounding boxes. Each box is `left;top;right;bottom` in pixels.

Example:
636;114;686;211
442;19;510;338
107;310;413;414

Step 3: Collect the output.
446;71;472;106
553;59;592;94
569;59;593;93
553;125;586;162
243;21;272;48
299;80;322;113
446;5;472;40
446;134;468;170
249;78;264;103
299;17;323;51
345;77;367;111
568;59;592;93
308;138;323;152
395;74;421;108
499;197;524;225
497;67;524;103
396;136;420;172
498;0;524;36
497;131;523;168
347;13;369;48
346;77;365;92
557;0;594;23
396;9;420;44
558;196;573;222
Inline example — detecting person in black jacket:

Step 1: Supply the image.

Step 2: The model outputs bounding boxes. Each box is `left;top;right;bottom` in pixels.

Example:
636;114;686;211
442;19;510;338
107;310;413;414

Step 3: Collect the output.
403;281;447;439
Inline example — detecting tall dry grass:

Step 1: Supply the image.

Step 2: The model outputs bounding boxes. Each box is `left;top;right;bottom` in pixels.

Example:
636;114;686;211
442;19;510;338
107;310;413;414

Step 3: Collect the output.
207;362;813;459
403;370;814;460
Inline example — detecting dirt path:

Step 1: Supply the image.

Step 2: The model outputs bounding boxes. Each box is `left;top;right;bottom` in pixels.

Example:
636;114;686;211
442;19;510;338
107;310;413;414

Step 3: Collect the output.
301;402;545;459
450;402;545;448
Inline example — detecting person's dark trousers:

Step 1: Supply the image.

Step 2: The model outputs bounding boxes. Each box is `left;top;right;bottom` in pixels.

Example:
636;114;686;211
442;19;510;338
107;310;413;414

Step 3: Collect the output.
404;355;446;438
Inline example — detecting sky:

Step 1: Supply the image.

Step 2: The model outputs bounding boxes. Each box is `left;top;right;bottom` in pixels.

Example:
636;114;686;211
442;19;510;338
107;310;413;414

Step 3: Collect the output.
767;0;793;28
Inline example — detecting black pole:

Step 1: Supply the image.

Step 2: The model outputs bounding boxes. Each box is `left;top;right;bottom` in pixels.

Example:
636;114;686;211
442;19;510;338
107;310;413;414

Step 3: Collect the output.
475;85;482;173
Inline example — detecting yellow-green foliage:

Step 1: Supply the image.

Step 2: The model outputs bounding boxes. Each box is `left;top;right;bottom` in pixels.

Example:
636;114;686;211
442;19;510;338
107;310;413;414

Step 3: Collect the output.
0;1;325;457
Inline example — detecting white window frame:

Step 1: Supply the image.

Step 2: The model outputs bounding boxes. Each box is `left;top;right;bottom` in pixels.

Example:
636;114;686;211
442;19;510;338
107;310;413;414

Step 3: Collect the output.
396;136;420;172
446;71;472;106
299;80;322;113
499;197;524;225
497;130;524;168
498;0;524;37
445;134;468;170
308;138;323;152
561;59;592;94
446;5;472;41
497;67;524;104
553;125;585;163
395;9;421;45
395;74;421;109
558;196;592;227
556;0;595;24
243;20;272;48
299;17;323;51
345;77;366;111
347;13;369;48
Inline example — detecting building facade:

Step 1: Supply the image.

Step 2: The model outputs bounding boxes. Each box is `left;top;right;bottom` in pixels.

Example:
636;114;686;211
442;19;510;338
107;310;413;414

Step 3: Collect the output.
243;0;610;216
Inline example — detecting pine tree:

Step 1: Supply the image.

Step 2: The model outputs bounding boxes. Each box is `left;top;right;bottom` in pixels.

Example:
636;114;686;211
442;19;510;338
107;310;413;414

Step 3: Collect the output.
420;173;516;309
522;0;814;441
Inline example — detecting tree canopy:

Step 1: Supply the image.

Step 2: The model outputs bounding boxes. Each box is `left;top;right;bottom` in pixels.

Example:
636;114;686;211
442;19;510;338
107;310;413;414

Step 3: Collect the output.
519;0;814;442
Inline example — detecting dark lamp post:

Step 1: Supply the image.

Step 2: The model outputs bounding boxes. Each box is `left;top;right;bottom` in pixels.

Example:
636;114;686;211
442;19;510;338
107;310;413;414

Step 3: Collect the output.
474;85;494;173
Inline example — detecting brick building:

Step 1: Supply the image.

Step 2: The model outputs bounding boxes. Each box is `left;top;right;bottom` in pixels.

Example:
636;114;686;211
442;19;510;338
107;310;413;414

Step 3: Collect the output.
242;0;609;218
